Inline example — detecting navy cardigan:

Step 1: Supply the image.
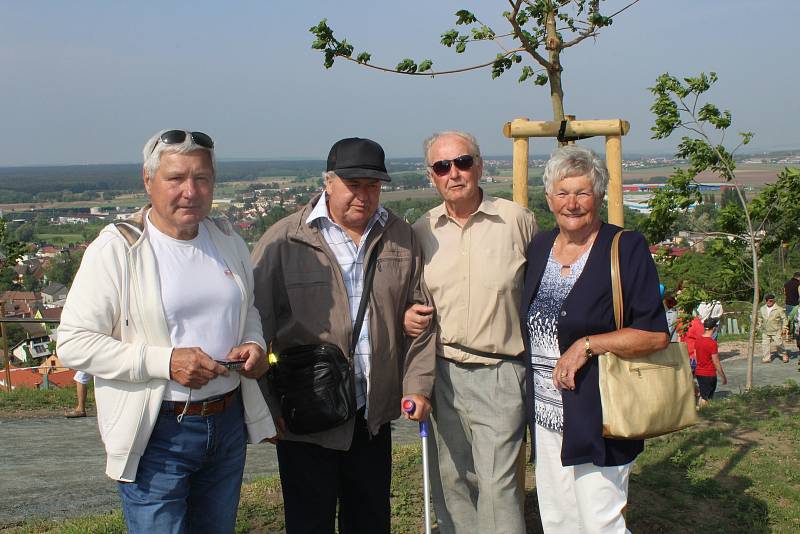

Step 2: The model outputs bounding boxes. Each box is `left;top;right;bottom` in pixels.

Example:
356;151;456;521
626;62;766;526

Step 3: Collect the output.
520;222;668;467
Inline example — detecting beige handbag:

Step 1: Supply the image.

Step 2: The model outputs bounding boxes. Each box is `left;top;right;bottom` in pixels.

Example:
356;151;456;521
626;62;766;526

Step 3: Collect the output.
598;231;699;439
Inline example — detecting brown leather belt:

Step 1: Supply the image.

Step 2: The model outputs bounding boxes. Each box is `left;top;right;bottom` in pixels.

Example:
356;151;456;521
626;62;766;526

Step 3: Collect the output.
160;388;240;417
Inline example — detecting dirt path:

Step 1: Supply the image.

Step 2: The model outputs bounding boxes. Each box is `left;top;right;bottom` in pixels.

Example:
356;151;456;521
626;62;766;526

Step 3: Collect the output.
0;414;422;528
2;340;797;528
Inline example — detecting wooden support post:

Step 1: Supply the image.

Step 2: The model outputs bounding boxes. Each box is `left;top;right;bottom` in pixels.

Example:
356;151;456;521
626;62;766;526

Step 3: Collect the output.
511;117;530;208
503;119;629;139
605;135;624;226
503;118;630;219
564;115;576;146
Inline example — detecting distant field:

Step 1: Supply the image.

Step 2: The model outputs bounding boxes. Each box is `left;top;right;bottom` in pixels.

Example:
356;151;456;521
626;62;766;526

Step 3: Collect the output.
623;164;784;186
0;163;788;212
381;181;513;202
36;233;83;244
496;163;785;187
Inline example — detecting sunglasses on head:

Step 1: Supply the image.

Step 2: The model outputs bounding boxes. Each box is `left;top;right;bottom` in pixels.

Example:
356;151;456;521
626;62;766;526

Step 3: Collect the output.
150;130;214;155
429;154;476;177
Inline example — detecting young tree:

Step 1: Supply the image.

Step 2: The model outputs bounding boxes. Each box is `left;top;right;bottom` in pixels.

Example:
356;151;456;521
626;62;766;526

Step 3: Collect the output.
310;1;639;122
0;219;26;291
644;72;799;389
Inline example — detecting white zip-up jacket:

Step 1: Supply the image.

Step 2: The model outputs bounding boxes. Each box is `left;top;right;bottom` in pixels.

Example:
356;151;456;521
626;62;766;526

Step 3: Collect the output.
57;207;275;481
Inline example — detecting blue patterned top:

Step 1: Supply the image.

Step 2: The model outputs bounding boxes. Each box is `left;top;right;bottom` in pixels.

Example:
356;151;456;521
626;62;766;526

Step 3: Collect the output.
526;247;590;432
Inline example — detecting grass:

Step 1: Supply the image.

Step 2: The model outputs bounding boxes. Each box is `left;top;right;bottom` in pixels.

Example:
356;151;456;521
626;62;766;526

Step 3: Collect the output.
34;233;84;245
3;383;798;533
0;383;93;412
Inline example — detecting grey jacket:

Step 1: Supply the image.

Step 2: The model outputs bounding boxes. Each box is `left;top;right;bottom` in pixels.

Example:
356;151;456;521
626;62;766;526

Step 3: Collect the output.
251;196;436;449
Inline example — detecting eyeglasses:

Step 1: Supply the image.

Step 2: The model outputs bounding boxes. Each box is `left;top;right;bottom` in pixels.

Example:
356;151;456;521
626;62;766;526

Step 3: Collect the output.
429;154;476;177
150;130;214;155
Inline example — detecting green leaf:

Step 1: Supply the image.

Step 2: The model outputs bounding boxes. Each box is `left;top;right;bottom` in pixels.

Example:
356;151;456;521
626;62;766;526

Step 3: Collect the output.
455;42;466;54
440;29;459;47
356;52;371;64
455;9;477;25
396;58;417;73
491;54;513;79
418;59;433;72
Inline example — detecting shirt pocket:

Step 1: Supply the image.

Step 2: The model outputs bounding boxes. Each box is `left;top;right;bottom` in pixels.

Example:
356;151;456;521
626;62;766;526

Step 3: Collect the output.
476;246;525;292
375;251;412;305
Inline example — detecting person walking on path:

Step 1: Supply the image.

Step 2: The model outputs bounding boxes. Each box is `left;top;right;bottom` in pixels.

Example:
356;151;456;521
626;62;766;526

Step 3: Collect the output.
758;294;790;363
785;272;800;353
789;305;800;359
695;318;727;407
65;371;90;418
784;271;800;317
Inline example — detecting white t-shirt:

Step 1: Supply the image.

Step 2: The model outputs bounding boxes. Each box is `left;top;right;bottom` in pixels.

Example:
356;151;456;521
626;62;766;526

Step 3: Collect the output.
147;216;242;401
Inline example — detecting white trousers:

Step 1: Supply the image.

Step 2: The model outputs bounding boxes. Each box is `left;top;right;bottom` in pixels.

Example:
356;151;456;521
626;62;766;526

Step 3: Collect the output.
535;424;632;534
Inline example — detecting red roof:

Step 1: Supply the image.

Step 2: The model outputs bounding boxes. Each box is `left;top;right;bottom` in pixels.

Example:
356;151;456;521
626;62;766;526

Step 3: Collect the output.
1;365;76;389
3;366;43;389
46;369;77;388
1;291;40;302
41;307;63;320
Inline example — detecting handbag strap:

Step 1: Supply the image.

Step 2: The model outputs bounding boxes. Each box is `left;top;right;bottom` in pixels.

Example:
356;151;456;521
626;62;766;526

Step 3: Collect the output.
610;229;630;331
350;239;381;357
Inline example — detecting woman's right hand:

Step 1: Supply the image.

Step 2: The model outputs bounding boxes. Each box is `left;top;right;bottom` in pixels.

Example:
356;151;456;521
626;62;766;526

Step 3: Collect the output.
552;338;591;391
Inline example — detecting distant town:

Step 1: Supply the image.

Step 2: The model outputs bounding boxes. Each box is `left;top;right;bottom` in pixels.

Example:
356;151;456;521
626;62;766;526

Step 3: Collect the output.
0;148;797;390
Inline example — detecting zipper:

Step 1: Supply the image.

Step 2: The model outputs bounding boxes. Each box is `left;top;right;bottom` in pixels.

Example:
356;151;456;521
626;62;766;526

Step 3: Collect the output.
630;362;679;377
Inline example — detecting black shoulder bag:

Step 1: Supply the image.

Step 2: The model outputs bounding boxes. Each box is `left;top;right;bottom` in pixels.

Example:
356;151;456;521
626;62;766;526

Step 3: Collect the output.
267;242;380;435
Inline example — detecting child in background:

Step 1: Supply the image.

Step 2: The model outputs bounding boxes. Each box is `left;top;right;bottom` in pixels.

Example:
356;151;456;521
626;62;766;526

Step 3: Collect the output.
695;318;727;407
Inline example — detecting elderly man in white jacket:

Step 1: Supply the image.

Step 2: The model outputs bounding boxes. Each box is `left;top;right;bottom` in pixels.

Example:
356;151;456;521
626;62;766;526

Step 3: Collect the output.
57;129;276;534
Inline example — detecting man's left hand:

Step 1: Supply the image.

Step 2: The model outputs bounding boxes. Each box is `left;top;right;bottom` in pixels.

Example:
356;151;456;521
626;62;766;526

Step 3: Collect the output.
401;394;432;422
223;343;268;379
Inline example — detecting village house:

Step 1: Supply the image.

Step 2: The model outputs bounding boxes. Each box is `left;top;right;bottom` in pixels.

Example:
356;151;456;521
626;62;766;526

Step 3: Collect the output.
41;282;68;306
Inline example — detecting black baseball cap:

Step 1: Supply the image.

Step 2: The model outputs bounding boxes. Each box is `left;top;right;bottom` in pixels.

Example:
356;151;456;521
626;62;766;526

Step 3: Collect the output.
326;137;391;182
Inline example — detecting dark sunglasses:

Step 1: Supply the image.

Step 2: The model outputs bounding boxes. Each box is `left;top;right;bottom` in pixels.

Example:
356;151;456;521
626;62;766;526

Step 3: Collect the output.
150;130;214;155
429;154;476;177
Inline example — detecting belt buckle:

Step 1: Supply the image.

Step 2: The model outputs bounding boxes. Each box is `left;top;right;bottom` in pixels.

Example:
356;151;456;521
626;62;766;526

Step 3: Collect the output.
200;400;213;417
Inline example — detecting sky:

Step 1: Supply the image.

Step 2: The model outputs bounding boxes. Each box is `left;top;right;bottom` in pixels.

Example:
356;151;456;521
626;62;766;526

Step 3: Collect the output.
1;1;798;166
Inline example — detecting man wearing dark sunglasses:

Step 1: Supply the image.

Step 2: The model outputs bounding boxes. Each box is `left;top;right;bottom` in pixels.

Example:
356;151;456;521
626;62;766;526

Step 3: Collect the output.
405;131;536;534
58;129;276;533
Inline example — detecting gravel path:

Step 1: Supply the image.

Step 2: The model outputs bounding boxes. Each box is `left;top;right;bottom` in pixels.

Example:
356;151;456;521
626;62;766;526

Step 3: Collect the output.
0;413;423;527
2;340;797;527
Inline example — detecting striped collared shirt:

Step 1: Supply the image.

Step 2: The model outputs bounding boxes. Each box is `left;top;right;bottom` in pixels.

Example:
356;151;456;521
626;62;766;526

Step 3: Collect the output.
306;192;388;411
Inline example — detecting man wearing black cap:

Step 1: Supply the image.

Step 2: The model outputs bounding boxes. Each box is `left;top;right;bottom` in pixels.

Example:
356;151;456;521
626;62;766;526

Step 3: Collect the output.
251;137;436;533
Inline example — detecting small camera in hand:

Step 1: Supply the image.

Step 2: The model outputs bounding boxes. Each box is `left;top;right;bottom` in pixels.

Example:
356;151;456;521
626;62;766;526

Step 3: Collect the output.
216;360;245;371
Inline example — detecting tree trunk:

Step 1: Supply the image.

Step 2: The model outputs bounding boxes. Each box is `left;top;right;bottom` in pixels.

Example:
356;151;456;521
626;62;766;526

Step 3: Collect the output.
548;69;565;123
545;6;565;123
742;203;759;390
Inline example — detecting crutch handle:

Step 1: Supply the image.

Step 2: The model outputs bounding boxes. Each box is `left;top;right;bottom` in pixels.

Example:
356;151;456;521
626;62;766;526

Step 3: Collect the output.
402;397;433;534
401;398;430;437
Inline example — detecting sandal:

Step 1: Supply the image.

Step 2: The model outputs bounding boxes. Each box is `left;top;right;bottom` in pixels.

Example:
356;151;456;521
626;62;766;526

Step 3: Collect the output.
65;409;87;418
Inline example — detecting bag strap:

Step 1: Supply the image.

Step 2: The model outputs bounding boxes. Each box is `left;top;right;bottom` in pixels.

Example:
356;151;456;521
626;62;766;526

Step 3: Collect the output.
350;240;382;357
610;230;630;331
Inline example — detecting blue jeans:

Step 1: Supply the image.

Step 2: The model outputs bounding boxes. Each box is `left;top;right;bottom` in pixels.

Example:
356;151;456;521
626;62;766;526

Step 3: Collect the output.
118;391;247;534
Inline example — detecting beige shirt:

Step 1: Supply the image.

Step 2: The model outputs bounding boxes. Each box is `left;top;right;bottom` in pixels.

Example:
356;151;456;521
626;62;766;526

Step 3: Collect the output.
413;193;536;364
